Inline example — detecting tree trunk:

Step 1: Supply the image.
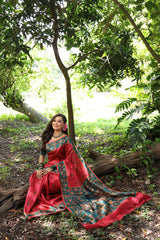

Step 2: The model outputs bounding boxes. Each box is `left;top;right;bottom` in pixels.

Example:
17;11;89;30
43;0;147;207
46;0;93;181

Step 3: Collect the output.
12;101;49;123
52;39;75;143
0;143;160;213
63;71;75;143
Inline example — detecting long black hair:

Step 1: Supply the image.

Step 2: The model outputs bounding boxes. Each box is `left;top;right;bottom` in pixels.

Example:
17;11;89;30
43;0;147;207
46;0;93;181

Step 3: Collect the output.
41;113;67;153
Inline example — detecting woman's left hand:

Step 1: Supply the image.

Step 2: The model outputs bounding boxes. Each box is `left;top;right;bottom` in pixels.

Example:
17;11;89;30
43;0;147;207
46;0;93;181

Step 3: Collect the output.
42;168;52;175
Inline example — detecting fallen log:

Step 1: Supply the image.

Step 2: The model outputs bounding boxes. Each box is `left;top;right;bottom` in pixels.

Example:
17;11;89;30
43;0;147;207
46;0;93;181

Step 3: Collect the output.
0;143;160;213
0;185;28;214
88;143;160;176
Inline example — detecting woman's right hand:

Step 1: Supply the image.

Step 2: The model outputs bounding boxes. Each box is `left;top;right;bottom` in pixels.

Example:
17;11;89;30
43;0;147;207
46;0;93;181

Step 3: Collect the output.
36;169;43;179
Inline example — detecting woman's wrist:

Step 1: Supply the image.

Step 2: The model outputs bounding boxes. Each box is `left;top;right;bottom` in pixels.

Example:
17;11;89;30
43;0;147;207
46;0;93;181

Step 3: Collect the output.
37;162;44;169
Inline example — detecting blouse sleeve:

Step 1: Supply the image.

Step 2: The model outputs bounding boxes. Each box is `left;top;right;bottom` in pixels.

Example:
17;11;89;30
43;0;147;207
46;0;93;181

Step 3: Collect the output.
39;144;47;156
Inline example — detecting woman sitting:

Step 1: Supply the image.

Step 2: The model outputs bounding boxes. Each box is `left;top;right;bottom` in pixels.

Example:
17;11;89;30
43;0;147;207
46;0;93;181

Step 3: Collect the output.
24;113;151;229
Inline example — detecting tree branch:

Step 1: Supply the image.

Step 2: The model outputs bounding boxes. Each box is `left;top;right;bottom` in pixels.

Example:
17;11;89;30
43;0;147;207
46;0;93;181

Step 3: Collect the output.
112;0;160;64
66;8;118;71
67;49;100;71
50;3;67;73
102;7;118;35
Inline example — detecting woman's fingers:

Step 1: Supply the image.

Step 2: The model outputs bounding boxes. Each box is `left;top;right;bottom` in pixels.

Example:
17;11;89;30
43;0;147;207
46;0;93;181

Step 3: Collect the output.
36;168;51;178
42;168;48;175
36;169;43;179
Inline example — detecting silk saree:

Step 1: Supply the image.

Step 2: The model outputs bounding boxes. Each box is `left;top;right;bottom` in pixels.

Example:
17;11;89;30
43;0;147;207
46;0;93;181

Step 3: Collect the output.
24;136;151;229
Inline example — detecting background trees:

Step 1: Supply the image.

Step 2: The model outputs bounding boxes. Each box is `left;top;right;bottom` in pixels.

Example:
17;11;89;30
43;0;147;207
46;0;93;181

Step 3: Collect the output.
0;0;159;142
110;0;160;146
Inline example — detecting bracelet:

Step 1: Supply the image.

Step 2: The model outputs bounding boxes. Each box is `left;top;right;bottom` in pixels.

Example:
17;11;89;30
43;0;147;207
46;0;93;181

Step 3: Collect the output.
50;165;57;171
38;162;44;169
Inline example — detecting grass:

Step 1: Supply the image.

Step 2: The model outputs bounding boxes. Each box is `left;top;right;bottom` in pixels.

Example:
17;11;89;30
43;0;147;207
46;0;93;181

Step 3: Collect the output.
75;117;130;136
0;113;159;239
10;139;39;152
0;166;11;181
0;113;156;164
0;113;30;122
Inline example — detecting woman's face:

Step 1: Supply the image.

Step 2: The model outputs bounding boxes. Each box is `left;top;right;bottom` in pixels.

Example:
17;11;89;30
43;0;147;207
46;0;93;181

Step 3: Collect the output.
52;116;64;132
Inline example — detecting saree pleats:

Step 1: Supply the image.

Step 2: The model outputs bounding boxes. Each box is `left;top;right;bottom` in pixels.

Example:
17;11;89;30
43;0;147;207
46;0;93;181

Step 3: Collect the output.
24;172;66;218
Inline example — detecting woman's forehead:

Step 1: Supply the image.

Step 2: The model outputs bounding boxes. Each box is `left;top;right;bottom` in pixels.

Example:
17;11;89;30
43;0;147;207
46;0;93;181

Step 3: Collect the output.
54;116;63;121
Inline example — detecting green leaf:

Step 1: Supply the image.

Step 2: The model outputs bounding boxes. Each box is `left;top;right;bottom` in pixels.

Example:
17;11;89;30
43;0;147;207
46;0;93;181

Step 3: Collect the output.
9;0;18;7
115;98;137;113
145;1;155;10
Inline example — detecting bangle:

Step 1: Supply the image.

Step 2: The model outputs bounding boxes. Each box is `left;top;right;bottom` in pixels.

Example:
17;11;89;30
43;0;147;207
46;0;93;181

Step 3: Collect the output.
38;162;44;169
50;165;57;171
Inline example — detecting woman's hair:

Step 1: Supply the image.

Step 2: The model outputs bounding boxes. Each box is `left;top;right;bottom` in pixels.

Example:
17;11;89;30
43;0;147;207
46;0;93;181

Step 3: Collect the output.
41;113;67;153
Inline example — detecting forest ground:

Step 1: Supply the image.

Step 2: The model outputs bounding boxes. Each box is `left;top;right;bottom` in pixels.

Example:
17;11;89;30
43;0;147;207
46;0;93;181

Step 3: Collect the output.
0;119;160;240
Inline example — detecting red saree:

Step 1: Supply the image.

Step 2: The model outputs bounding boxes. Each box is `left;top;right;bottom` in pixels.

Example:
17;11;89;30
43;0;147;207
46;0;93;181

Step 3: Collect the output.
24;136;151;229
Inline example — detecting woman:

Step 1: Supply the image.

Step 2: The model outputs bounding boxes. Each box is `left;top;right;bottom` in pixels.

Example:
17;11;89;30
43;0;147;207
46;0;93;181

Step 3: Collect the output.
24;113;151;229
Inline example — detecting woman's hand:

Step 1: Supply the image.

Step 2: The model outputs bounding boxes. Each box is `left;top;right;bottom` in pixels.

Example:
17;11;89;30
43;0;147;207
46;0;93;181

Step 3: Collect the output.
36;168;52;179
42;167;52;176
36;169;43;179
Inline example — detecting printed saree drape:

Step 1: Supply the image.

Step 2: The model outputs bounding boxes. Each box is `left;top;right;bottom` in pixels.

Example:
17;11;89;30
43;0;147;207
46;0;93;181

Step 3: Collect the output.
24;136;151;229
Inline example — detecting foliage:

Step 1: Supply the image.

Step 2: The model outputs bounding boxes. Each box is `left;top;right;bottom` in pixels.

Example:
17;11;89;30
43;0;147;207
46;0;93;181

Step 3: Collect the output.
108;0;160;146
30;47;63;103
115;72;160;146
114;0;160;62
0;60;33;108
1;0;160;139
73;27;140;90
0;5;34;111
0;0;144;90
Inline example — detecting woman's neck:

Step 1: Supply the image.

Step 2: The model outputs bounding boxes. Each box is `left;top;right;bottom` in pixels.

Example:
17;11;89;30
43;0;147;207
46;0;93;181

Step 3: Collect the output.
53;131;63;138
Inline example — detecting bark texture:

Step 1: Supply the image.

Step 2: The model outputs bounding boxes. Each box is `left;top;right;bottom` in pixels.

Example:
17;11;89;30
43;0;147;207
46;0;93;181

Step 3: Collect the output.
13;102;49;123
88;143;160;176
0;185;28;214
0;143;160;213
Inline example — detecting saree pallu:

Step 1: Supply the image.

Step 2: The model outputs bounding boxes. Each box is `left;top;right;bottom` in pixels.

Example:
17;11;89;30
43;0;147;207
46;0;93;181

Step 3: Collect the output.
24;136;151;229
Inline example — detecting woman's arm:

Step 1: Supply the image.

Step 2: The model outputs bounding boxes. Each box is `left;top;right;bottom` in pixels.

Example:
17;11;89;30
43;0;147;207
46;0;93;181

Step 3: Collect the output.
38;155;45;166
36;155;45;179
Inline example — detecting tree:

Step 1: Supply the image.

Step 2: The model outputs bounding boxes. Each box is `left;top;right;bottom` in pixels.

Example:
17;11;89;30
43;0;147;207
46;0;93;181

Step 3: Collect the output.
75;0;160;87
0;0;141;141
1;0;159;140
0;54;49;123
109;0;160;145
16;0;108;141
0;70;49;123
0;3;49;123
